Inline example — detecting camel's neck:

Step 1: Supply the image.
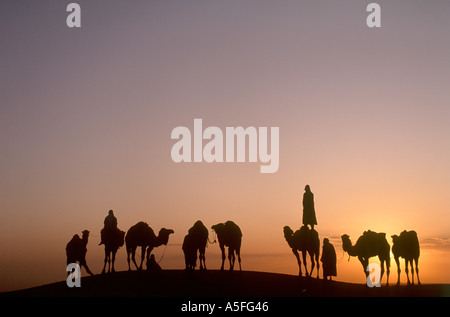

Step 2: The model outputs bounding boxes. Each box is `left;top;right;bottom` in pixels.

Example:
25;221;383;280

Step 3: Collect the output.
344;239;358;257
284;233;294;249
82;235;89;246
155;236;166;247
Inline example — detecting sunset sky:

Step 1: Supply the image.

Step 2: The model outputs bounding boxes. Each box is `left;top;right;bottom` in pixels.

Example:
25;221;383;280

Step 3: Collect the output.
1;0;450;292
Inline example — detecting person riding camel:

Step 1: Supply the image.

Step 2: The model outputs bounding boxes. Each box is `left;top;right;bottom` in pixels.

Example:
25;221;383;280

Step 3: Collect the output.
100;209;118;245
104;209;118;229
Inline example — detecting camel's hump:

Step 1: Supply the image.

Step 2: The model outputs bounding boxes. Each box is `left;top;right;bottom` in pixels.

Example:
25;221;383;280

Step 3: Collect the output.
225;221;242;236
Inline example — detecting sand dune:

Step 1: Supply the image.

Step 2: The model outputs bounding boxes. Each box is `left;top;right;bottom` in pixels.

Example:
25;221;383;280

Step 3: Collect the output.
2;270;449;297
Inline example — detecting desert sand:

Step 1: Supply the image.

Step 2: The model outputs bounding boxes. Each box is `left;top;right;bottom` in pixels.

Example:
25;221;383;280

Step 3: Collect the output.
2;270;449;297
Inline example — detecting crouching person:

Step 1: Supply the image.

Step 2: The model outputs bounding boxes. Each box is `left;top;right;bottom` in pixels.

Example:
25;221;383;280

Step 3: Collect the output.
182;234;197;270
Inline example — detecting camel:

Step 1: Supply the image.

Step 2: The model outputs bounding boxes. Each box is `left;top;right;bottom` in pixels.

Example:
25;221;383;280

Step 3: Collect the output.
125;222;174;271
283;225;320;278
211;221;242;271
66;230;94;276
342;230;391;285
392;230;421;285
99;227;125;274
182;220;209;270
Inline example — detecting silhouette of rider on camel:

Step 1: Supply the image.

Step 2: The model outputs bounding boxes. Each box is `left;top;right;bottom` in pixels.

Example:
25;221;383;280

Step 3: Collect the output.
100;209;118;245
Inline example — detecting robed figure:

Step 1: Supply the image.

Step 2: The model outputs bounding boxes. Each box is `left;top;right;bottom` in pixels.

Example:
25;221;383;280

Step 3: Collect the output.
321;238;337;280
302;185;317;229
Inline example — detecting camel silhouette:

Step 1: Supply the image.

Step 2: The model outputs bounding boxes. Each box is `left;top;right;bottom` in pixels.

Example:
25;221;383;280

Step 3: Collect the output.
283;225;320;277
211;221;242;271
65;230;94;276
182;220;209;270
99;227;125;274
125;222;174;271
342;230;391;285
392;230;421;285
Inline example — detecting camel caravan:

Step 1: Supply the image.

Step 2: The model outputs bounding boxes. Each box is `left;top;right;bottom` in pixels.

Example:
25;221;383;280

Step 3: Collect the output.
65;210;243;277
341;229;421;286
66;185;421;286
282;185;422;286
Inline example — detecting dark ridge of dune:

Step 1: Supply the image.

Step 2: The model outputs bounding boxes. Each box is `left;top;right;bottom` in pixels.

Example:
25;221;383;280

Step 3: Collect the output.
2;270;449;297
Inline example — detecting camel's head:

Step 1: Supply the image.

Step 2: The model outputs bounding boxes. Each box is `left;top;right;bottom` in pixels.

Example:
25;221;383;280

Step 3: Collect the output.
283;226;294;239
341;234;351;253
158;228;174;245
82;230;90;239
211;223;225;234
283;226;296;248
391;234;399;245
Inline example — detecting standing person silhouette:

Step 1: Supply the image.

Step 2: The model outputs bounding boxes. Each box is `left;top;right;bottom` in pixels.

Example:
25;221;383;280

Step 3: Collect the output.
302;185;317;229
321;238;337;280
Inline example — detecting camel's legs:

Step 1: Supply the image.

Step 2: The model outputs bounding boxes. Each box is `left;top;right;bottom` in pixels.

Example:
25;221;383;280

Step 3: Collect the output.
358;256;368;278
138;246;145;270
236;247;242;271
219;244;225;270
204;253;207;270
405;259;411;285
107;251;111;273
380;260;386;285
199;248;206;270
386;257;390;286
102;249;110;274
132;250;138;270
66;259;76;277
394;256;401;285
315;252;320;278
414;257;421;285
228;247;235;271
379;258;390;286
309;252;315;277
198;249;202;270
302;251;308;277
127;248;133;271
292;249;302;276
127;250;131;270
111;250;116;273
145;246;154;270
102;252;107;274
409;259;415;285
131;248;141;270
203;247;207;270
80;259;94;276
202;252;206;270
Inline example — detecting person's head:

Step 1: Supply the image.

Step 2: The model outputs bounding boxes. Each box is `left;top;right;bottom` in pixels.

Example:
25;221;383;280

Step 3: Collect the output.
323;238;329;245
108;209;114;215
305;185;311;192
